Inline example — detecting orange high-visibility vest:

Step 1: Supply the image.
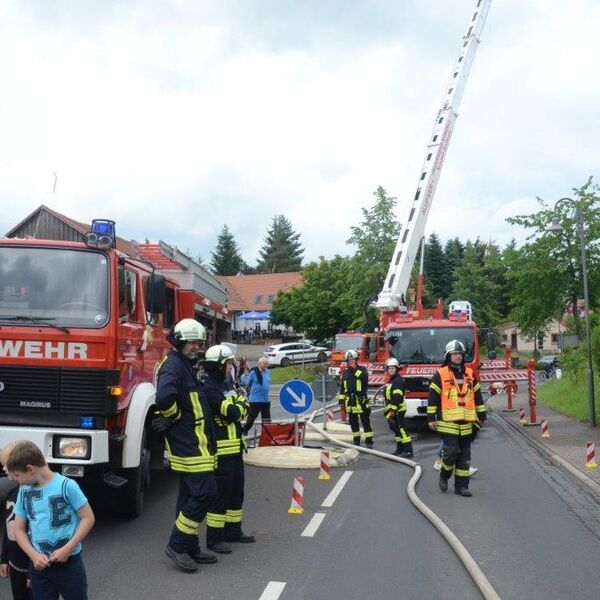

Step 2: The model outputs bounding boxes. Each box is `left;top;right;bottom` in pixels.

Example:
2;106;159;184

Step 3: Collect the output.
439;366;477;422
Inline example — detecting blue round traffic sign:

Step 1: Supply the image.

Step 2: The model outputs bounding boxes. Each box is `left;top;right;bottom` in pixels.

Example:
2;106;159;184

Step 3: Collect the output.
279;379;314;415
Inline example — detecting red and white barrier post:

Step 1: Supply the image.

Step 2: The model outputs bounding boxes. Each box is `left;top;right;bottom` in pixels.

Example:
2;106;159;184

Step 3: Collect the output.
288;477;305;514
524;359;540;426
541;419;550;439
586;442;598;469
326;409;335;422
318;451;331;480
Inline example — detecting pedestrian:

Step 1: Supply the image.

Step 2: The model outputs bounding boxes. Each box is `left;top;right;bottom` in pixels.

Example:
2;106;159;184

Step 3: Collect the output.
1;443;31;600
427;340;486;497
383;358;413;458
201;344;256;554
241;357;272;434
236;355;249;383
8;440;95;600
154;318;219;572
339;350;373;447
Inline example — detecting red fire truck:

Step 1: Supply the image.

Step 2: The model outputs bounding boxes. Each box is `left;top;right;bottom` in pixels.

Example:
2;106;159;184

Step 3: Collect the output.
0;220;227;517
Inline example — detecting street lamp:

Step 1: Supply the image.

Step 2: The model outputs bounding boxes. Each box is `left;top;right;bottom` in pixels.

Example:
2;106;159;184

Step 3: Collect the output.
548;197;596;427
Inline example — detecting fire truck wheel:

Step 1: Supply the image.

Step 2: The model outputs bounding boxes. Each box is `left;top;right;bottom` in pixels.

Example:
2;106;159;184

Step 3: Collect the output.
118;428;151;518
280;357;291;367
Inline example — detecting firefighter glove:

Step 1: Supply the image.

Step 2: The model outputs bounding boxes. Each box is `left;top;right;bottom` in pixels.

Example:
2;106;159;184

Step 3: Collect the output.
152;413;175;433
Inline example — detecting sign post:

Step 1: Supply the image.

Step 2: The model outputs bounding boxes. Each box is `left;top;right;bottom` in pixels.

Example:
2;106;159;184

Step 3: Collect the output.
280;379;314;446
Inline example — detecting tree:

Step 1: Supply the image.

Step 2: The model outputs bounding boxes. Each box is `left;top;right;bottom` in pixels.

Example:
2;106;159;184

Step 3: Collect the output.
256;215;304;273
443;237;465;298
271;256;354;342
210;225;247;276
506;178;600;339
423;233;446;302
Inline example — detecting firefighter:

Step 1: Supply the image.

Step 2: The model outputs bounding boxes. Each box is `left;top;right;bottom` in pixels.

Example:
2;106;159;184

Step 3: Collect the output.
202;344;256;554
427;340;486;497
383;357;413;458
154;318;219;572
339;350;373;447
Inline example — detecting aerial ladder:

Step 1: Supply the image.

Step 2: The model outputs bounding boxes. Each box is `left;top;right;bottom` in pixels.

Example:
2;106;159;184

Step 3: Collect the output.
376;0;492;313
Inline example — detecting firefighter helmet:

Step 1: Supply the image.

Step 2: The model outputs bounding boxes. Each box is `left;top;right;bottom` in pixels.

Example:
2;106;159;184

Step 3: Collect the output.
345;350;359;361
204;344;236;365
445;339;465;357
173;319;206;342
385;357;400;369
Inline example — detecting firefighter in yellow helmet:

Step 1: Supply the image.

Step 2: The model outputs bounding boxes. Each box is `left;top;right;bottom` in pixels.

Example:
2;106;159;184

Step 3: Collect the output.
427;340;486;497
383;357;413;458
338;350;373;447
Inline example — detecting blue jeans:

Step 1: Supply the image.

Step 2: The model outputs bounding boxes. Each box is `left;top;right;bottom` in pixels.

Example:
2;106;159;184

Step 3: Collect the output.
29;553;87;600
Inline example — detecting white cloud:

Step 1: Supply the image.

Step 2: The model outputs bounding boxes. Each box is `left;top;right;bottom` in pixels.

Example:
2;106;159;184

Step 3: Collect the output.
0;0;598;270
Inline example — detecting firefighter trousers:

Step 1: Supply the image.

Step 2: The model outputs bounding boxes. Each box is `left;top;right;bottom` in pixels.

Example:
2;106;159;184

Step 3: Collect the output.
243;402;271;433
387;412;413;453
169;472;219;554
439;433;472;489
206;454;245;546
348;412;373;445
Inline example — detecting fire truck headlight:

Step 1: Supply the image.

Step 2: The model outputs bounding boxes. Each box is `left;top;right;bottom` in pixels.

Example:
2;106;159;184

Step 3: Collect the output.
55;437;90;459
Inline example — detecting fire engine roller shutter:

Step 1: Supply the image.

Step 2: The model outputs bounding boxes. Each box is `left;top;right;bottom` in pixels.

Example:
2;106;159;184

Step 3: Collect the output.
0;366;119;415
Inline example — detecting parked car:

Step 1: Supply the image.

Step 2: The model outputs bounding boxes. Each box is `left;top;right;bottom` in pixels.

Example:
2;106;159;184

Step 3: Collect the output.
264;342;331;367
536;355;560;370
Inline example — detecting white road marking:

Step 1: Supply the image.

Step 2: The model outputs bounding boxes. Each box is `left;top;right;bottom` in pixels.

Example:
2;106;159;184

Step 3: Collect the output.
259;581;287;600
321;470;353;507
301;512;326;537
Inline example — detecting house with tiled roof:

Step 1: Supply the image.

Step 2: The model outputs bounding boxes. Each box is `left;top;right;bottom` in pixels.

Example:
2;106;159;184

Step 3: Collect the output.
217;272;303;337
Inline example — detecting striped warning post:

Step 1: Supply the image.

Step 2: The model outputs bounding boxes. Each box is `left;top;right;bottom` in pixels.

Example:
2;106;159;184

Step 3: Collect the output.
318;451;331;480
586;442;598;469
326;409;335;422
519;407;526;425
541;419;550;438
288;477;305;514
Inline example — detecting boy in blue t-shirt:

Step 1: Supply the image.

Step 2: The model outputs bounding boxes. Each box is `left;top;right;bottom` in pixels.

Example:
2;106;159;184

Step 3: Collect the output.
7;440;95;600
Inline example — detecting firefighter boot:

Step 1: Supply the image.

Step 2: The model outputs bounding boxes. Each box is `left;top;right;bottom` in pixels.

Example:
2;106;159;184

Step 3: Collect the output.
190;548;218;564
455;487;472;497
207;541;233;554
438;476;448;493
225;533;256;544
165;547;198;572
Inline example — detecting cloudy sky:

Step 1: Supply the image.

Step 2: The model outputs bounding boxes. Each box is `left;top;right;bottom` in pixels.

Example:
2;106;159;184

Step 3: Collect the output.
1;0;598;266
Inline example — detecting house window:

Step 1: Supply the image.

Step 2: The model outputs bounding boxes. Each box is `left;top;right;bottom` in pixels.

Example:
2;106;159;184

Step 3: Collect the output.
268;294;275;303
255;295;262;304
501;334;508;343
551;333;558;344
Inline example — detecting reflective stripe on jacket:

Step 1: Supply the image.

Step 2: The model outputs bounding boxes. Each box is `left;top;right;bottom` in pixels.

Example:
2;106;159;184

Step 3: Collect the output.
339;366;369;414
384;374;407;416
438;365;477;422
156;350;217;473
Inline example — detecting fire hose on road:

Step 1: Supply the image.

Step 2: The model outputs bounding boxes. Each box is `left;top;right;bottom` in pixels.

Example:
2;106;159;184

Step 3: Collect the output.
305;415;501;600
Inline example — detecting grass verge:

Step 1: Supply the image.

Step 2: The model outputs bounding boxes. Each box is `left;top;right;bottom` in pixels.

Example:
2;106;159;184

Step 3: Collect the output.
537;374;600;423
268;364;324;384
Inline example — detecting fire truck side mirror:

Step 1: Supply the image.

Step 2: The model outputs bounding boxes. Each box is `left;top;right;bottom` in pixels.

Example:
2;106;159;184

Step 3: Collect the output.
145;274;167;315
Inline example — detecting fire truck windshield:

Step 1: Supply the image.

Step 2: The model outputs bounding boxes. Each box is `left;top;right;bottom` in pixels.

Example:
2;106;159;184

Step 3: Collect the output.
334;334;365;352
0;247;109;328
387;327;475;364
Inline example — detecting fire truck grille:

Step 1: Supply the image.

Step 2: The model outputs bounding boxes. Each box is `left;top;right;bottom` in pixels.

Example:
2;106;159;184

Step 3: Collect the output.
403;376;431;394
0;366;119;415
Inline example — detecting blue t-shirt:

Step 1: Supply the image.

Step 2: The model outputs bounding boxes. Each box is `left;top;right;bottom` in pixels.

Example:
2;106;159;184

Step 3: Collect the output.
14;473;88;557
247;368;271;403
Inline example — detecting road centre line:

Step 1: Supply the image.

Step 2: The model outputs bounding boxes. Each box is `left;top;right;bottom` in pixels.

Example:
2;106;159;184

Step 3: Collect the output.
301;512;327;537
258;581;287;600
321;470;353;508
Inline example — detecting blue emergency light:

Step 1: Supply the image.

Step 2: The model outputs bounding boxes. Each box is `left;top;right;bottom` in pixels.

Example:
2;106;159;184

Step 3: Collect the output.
84;219;116;249
80;416;96;429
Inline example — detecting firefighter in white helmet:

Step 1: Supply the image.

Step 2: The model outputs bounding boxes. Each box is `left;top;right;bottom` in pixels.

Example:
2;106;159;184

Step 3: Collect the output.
338;350;373;447
427;340;486;497
201;344;255;554
383;357;413;458
154;318;219;572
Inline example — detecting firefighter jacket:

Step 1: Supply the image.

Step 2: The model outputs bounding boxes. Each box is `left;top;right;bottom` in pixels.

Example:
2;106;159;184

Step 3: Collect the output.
156;350;217;473
427;364;486;435
203;375;249;457
384;374;407;418
339;365;369;414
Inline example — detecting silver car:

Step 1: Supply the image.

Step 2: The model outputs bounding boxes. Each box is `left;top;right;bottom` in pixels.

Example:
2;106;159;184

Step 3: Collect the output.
264;342;330;367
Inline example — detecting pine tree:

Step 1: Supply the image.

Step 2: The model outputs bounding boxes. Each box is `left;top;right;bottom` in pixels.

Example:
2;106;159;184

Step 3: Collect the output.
256;215;304;273
210;225;247;276
443;237;465;299
423;233;446;302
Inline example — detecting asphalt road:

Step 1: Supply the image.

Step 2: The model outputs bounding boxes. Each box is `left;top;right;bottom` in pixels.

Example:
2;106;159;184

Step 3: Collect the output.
3;411;600;600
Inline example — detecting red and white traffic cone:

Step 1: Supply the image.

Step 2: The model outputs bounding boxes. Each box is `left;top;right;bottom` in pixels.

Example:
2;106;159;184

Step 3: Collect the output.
585;442;598;469
326;409;335;422
519;407;526;425
541;419;550;439
288;476;305;514
318;451;331;480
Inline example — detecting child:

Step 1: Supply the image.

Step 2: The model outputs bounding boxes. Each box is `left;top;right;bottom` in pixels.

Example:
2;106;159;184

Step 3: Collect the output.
1;442;31;600
7;440;95;600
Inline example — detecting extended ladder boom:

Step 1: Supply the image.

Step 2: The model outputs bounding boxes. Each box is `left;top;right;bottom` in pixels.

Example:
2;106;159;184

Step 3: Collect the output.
376;0;491;311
